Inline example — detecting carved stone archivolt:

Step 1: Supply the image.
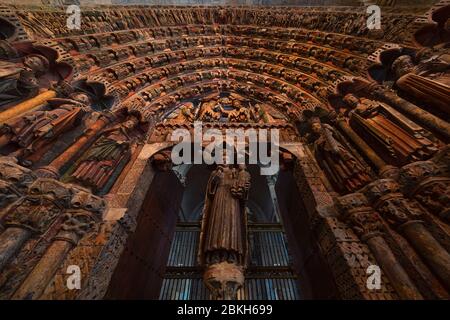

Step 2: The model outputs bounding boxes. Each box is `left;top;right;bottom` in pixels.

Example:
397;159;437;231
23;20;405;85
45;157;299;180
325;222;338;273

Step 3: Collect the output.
0;3;448;300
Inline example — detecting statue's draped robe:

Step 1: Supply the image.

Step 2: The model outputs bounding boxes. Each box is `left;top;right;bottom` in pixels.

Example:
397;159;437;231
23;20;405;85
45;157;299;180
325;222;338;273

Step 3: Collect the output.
199;166;248;266
349;99;437;165
396;58;450;116
313;124;371;193
0;104;85;156
68;126;132;194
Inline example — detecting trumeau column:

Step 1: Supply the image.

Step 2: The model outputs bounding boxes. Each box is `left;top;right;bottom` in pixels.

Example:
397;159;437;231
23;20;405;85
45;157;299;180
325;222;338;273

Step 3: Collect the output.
336;193;423;300
12;189;105;300
363;179;450;289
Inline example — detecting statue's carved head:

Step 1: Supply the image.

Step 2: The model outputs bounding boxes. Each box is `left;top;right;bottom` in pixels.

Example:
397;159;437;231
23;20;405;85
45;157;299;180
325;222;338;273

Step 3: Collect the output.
69;92;93;106
343;93;360;108
23;54;49;74
392;55;415;78
309;117;322;134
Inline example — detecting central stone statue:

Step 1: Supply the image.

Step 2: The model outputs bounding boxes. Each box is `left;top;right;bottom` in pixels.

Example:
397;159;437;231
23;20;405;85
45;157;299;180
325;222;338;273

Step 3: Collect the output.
199;164;250;300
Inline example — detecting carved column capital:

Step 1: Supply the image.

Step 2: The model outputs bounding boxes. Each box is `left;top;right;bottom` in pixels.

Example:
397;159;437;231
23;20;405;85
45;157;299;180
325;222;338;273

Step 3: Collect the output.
399;160;441;195
335;193;383;241
54;188;105;245
363;179;424;229
0;157;36;209
3;178;72;234
399;160;450;222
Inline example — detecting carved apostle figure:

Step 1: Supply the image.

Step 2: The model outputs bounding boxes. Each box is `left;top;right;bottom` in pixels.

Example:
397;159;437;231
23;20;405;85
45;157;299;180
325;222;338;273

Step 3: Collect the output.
0;93;90;165
310;117;372;193
392;54;450;116
199;164;250;266
0;157;35;211
0;55;45;107
64;115;139;195
343;94;438;166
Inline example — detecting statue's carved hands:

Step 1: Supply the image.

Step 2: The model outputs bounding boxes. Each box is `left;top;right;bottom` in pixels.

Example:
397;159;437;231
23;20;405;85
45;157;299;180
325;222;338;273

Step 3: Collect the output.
339;149;351;161
230;186;244;199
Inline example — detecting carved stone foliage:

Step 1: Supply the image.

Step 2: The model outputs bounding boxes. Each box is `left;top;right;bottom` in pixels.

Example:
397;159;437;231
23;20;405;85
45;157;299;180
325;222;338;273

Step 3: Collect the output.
363;179;424;228
0;157;35;209
399;160;450;222
0;176;105;299
335;193;384;240
1;178;72;233
56;188;105;245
